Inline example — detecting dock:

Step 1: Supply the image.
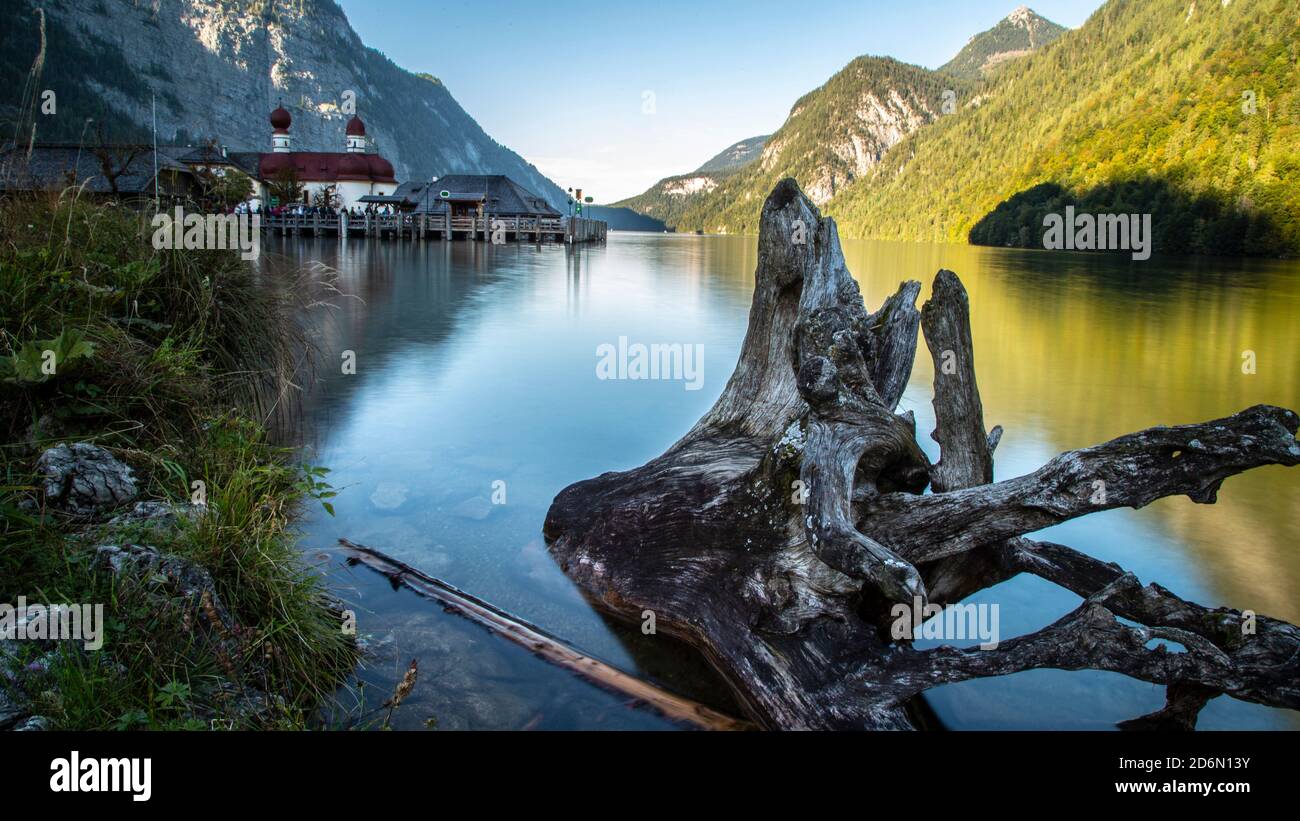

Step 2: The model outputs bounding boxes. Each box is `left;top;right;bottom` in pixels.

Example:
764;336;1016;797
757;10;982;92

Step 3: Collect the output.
261;213;607;243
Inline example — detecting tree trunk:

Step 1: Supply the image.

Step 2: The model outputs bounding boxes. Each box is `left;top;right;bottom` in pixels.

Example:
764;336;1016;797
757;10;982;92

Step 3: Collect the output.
543;179;1300;730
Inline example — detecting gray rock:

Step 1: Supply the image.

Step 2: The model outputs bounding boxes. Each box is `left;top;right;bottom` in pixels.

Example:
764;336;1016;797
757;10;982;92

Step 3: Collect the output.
109;500;205;529
96;544;219;600
0;688;27;731
12;716;50;732
203;682;284;727
0;639;17;670
451;496;494;521
369;481;410;511
355;631;397;660
37;443;137;516
94;544;238;645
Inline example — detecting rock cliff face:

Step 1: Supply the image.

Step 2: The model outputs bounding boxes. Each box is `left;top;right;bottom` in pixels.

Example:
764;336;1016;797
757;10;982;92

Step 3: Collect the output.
3;0;567;208
617;56;958;233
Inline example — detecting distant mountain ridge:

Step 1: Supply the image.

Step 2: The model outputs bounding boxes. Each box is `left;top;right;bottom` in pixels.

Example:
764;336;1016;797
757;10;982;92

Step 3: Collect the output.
0;0;569;210
609;170;731;231
614;7;1063;234
939;5;1066;80
695;135;770;173
607;134;766;230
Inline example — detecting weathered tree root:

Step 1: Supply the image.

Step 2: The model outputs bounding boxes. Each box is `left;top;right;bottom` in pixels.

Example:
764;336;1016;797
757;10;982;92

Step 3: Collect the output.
543;179;1300;730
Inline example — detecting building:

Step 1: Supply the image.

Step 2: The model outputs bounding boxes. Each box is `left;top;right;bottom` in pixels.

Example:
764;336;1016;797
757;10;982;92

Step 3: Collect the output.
390;174;560;219
0;143;200;201
1;113;557;229
240;105;398;210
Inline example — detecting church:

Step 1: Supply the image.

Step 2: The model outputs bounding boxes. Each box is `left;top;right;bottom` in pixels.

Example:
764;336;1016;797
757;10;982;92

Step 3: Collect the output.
240;104;399;210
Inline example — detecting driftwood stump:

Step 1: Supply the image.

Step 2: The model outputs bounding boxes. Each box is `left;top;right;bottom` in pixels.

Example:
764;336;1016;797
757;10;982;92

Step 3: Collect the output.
544;180;1300;730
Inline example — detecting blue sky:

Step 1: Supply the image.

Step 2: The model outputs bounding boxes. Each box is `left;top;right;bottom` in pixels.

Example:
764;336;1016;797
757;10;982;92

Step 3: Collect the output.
337;0;1105;202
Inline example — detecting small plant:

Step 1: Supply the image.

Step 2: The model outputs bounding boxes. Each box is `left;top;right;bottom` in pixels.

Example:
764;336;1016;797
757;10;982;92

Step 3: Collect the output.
381;659;418;730
297;464;338;516
0;328;95;384
154;679;192;711
113;709;149;731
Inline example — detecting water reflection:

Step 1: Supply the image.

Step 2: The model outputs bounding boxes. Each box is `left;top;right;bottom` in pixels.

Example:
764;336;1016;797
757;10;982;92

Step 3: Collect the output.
268;231;1299;730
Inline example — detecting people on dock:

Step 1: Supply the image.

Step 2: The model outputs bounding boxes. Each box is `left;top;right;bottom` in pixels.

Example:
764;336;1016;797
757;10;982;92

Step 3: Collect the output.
258;203;408;219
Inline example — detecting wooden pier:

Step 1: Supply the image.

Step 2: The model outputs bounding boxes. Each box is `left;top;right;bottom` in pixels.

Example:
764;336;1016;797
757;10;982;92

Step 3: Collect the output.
261;213;606;243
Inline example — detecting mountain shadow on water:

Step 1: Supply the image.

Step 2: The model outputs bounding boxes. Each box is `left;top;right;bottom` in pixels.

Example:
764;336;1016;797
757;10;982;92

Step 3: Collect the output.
968;180;1290;258
585;205;668;232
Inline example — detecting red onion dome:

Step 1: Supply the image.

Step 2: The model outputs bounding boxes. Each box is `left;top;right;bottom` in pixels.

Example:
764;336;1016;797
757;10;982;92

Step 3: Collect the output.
270;105;292;132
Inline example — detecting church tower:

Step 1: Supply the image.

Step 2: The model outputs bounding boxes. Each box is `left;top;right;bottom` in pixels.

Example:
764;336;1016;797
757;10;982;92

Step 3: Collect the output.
345;115;367;153
270;104;292;153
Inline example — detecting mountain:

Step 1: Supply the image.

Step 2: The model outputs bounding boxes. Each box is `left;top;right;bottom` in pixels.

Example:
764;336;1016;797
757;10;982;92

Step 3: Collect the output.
0;0;568;210
644;57;963;234
611;170;733;232
695;134;770;173
829;0;1300;256
939;6;1067;80
613;8;1060;235
610;135;768;230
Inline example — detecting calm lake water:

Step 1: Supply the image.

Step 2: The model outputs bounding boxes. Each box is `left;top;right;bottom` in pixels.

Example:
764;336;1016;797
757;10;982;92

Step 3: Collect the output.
266;231;1300;731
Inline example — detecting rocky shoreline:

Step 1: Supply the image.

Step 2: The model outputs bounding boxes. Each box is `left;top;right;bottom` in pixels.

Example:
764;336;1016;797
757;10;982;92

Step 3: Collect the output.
2;441;353;731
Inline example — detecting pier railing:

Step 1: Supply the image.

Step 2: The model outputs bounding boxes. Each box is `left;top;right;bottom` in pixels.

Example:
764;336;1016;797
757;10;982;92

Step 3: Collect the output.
259;212;593;241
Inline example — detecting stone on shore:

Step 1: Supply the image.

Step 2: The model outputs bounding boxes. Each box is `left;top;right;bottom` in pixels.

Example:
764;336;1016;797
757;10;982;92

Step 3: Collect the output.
0;688;27;731
109;500;206;529
37;443;137;516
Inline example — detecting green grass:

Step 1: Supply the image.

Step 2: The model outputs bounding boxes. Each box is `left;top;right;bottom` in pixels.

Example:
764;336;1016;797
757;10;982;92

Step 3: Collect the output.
0;192;356;730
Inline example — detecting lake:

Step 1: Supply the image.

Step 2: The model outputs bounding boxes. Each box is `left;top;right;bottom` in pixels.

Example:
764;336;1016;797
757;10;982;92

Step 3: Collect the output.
265;230;1300;731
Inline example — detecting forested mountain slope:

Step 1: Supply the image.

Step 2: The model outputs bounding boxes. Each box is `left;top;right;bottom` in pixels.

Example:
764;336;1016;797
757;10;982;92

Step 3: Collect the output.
829;0;1300;256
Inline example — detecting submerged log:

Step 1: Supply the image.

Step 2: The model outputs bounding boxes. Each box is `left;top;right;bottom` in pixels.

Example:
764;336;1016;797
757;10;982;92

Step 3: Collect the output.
543;179;1300;730
338;539;753;731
